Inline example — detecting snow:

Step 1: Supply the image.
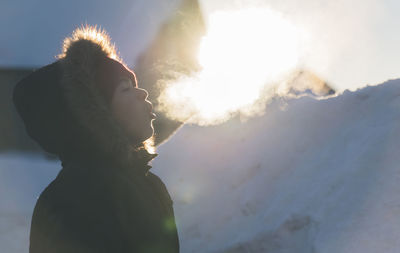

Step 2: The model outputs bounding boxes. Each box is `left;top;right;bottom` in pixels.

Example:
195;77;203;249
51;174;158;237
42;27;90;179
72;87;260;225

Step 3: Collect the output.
2;79;400;252
0;153;60;253
152;79;400;252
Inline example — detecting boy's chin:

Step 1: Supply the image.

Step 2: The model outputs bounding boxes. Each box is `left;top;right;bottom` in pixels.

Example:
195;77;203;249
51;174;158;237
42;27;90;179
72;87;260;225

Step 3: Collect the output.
140;126;154;143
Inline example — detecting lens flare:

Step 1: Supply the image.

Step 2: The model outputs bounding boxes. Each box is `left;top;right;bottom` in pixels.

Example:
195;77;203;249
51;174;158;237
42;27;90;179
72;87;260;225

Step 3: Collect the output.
158;8;300;125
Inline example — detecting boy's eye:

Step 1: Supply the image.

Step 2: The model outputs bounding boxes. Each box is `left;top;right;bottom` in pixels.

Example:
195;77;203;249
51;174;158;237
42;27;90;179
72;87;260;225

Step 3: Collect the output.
119;79;132;90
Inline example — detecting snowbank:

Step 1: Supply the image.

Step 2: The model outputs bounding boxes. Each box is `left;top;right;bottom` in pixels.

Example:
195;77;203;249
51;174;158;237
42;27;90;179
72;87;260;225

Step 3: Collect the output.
152;79;400;252
1;79;400;252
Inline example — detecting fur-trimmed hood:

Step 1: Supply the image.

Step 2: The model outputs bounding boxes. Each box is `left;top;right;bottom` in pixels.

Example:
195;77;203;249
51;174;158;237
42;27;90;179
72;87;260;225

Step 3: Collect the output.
13;26;156;173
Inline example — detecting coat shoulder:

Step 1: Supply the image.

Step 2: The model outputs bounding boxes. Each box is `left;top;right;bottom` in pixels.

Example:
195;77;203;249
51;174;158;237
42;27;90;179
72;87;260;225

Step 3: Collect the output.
29;168;124;253
145;172;173;205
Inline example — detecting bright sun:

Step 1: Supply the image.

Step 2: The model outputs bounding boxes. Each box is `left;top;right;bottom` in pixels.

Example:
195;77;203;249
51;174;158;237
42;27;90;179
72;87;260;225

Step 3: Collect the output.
158;8;300;125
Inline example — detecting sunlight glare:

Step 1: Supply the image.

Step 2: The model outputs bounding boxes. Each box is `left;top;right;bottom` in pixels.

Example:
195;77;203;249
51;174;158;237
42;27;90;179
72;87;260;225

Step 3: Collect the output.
158;8;300;125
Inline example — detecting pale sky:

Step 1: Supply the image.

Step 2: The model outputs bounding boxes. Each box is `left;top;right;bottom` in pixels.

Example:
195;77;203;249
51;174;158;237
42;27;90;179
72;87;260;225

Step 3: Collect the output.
1;0;399;91
201;0;400;91
0;0;180;68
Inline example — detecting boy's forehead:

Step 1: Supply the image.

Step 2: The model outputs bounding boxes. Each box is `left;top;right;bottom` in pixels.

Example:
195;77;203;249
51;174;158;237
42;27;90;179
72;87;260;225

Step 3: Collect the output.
122;65;138;88
100;57;138;87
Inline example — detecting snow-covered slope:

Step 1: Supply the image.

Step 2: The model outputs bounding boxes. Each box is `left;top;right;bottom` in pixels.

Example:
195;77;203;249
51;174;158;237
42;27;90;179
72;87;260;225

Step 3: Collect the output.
152;79;400;252
1;79;400;252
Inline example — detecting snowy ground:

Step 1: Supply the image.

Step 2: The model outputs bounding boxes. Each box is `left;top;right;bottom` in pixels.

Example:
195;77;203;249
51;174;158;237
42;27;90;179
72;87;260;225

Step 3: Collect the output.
1;79;400;252
0;153;59;253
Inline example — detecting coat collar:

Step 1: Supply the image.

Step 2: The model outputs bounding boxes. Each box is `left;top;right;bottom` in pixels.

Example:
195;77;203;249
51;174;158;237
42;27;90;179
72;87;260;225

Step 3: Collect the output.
60;146;158;176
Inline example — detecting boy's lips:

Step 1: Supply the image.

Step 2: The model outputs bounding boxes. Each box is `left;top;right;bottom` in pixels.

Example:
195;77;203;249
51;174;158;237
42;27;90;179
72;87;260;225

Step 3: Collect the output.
145;100;155;119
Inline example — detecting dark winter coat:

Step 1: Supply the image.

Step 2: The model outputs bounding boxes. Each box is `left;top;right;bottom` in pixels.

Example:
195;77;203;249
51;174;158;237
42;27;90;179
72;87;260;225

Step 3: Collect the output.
29;155;179;253
12;29;179;253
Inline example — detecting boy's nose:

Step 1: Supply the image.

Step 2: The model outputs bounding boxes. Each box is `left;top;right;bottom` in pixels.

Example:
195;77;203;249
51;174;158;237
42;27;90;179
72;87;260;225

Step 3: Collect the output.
137;88;149;100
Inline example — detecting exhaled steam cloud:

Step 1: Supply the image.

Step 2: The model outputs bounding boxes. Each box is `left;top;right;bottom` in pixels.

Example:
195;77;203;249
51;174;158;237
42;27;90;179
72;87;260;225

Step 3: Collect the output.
156;8;304;126
156;0;385;126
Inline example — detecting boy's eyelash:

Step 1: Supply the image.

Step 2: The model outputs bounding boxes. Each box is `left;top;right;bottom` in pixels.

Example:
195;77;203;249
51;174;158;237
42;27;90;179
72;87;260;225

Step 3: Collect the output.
120;79;132;90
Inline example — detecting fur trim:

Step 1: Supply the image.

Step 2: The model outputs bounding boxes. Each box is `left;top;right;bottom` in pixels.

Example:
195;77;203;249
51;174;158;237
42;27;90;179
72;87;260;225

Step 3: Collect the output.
59;25;155;171
58;25;120;61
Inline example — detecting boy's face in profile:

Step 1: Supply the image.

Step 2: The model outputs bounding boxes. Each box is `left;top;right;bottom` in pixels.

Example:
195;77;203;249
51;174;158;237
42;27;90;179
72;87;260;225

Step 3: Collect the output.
110;77;156;144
